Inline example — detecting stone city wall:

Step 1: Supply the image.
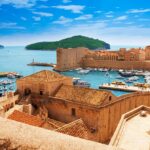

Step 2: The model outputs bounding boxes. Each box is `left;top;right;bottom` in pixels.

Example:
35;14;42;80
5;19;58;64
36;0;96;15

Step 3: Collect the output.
98;92;150;143
82;59;150;70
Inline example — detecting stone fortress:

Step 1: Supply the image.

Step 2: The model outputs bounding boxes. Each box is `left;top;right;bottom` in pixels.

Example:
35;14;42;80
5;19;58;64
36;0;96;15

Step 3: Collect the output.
55;45;150;71
1;46;150;149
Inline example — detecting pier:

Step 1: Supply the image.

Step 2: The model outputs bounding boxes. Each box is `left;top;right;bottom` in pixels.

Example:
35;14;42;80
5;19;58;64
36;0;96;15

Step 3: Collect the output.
99;83;150;92
28;62;56;67
0;72;17;77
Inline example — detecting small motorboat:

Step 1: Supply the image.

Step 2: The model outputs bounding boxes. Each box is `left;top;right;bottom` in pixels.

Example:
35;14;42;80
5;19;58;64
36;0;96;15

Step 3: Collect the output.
74;80;91;88
9;85;14;90
101;68;109;72
116;76;125;79
119;71;134;77
7;74;16;79
78;69;90;74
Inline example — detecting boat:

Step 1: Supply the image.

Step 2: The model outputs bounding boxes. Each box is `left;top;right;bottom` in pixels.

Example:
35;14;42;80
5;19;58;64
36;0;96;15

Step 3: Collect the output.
119;70;134;77
15;73;23;78
78;69;90;74
111;81;126;86
7;74;16;79
74;80;91;88
9;85;14;90
116;76;125;79
75;68;82;71
101;68;109;72
73;77;80;84
125;79;134;83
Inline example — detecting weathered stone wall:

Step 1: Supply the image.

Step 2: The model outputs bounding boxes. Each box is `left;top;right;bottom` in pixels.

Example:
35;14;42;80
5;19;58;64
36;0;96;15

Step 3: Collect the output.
98;92;150;143
45;97;100;142
17;78;72;96
82;59;150;70
55;48;89;71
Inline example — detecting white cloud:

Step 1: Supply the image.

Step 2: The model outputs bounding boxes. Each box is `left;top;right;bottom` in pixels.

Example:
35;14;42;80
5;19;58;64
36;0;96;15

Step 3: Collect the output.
53;16;72;24
52;5;85;13
114;15;128;21
105;11;113;15
21;17;27;21
63;0;71;3
127;9;150;13
33;16;41;21
106;15;113;18
75;14;93;20
32;11;53;17
0;0;48;8
0;22;26;29
1;22;150;46
38;5;49;8
95;11;102;14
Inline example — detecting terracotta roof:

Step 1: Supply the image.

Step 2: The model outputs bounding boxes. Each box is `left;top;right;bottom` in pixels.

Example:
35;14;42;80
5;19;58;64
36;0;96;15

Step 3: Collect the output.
18;70;71;82
8;110;66;130
54;85;111;106
8;110;44;127
56;119;90;140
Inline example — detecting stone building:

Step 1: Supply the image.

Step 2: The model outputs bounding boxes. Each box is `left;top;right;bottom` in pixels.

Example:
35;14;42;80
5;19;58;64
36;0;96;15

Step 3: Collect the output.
55;46;150;71
16;70;72;96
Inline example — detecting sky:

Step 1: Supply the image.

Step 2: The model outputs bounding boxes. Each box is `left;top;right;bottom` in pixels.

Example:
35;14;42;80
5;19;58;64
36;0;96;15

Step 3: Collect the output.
0;0;150;46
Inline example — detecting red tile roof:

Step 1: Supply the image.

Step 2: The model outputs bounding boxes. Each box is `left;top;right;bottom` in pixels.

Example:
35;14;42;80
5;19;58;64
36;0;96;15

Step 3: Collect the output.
56;119;90;140
8;110;44;127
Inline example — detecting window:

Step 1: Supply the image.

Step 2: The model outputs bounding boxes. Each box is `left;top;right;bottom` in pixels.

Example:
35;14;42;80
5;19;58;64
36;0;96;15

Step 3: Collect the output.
40;91;43;95
109;96;112;101
71;108;76;116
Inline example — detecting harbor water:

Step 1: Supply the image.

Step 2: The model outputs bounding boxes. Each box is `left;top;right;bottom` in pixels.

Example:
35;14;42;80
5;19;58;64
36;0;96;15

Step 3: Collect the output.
0;46;145;96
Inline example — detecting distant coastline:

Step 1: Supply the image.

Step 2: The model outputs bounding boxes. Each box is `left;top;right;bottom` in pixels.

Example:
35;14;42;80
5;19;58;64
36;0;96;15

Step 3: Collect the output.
0;45;4;49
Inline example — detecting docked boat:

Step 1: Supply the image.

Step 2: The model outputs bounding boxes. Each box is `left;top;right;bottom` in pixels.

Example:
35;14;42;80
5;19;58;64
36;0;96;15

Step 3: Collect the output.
7;74;16;79
101;68;109;72
15;73;23;78
9;85;14;90
74;80;91;88
78;69;90;74
111;81;126;86
119;70;134;77
75;68;82;71
116;76;124;79
73;77;80;84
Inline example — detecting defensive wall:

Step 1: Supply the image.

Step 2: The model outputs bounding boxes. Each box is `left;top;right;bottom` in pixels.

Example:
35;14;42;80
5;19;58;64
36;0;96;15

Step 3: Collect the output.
82;59;150;70
55;46;150;71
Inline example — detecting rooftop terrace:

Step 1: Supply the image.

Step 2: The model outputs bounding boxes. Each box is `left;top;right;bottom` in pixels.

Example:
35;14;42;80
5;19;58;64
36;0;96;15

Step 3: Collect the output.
110;105;150;150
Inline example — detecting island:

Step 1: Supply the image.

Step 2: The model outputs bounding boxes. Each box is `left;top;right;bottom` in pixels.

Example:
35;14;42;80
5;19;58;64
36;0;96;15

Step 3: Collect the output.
25;35;110;50
0;45;4;49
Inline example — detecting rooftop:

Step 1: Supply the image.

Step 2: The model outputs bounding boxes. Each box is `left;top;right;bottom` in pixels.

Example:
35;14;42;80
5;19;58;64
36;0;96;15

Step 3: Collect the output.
110;105;150;150
17;70;71;82
56;119;90;140
54;85;112;106
8;110;45;127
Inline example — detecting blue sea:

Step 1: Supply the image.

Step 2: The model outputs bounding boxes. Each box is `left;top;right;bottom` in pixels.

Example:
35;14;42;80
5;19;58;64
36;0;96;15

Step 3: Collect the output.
0;46;145;96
